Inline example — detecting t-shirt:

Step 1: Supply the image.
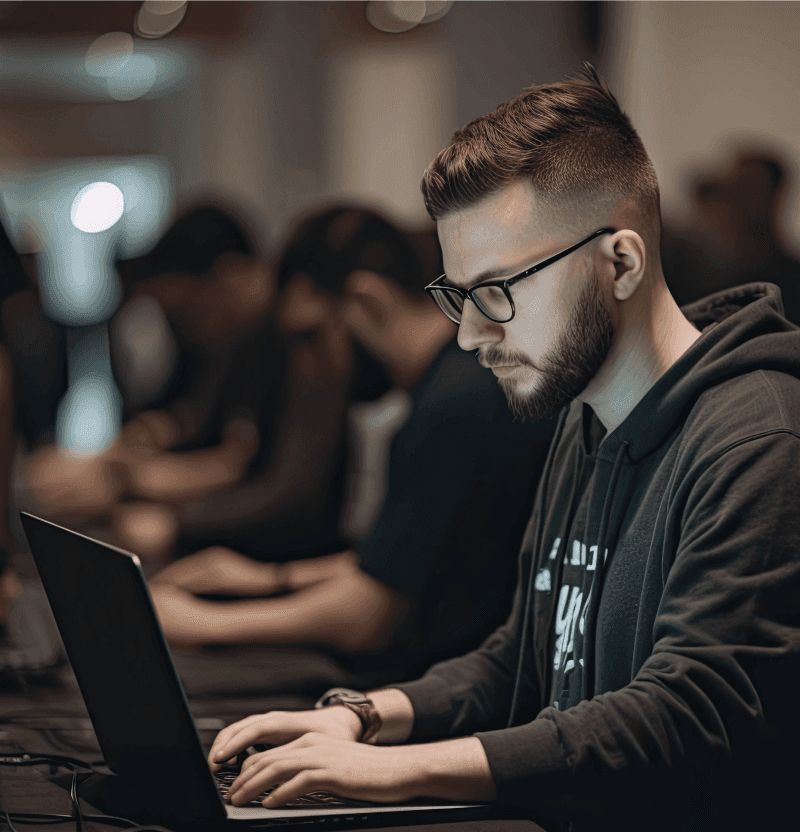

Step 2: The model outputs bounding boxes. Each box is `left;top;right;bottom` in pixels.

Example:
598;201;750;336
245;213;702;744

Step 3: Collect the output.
355;339;555;681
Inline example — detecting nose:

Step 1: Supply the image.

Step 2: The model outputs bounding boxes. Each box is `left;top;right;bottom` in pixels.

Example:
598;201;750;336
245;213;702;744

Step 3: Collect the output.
457;300;502;353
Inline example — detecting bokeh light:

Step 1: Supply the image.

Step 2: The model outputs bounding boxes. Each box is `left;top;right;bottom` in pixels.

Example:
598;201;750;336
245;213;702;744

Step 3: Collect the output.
135;1;189;40
70;182;125;234
105;53;159;101
84;32;134;78
56;373;122;456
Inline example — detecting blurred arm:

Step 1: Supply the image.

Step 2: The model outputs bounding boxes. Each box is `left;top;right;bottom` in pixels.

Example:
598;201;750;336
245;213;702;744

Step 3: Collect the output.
174;337;351;537
152;553;413;654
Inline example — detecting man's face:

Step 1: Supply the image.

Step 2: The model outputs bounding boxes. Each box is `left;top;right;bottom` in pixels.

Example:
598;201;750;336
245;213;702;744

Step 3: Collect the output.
438;181;614;420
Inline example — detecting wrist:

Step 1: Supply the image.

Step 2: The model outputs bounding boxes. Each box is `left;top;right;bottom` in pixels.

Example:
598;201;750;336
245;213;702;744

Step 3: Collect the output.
325;703;363;741
418;738;497;802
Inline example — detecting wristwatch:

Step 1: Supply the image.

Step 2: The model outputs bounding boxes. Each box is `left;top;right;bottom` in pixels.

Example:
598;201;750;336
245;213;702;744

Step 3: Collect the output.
314;687;382;744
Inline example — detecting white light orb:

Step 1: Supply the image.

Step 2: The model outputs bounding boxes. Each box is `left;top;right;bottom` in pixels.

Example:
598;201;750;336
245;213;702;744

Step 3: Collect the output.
85;31;134;78
106;54;158;101
135;0;188;39
70;182;125;234
366;1;427;34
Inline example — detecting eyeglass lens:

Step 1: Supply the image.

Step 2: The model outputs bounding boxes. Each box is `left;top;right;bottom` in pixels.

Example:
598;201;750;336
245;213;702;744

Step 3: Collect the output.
431;284;512;324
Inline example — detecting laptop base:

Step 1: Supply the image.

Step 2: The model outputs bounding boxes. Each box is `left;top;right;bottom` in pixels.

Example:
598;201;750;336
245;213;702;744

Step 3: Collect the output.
60;770;493;831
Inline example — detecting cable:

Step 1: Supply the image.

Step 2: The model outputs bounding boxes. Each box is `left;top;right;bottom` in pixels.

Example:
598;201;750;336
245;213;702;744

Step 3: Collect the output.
0;754;92;832
0;750;175;832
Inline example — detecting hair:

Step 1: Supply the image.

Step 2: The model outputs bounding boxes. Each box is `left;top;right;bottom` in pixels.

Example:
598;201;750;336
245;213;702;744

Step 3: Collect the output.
737;152;787;194
421;64;660;228
117;204;255;284
276;205;426;296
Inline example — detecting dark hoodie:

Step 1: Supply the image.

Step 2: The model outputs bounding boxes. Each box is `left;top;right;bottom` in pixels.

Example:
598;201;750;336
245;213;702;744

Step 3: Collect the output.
395;283;800;832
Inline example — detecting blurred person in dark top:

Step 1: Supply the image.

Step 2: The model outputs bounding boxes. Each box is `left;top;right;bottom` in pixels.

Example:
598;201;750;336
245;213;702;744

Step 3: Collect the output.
150;205;555;684
661;148;800;325
109;202;363;565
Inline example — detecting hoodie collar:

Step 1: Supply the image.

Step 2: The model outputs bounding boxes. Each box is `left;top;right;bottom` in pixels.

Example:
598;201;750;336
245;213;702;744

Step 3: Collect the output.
580;282;800;465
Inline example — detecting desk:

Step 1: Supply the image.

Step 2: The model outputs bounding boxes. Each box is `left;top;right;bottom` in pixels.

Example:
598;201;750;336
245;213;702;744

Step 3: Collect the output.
0;650;544;832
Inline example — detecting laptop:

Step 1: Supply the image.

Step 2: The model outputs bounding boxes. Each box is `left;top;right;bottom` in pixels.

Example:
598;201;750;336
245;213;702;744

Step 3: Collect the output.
20;512;492;830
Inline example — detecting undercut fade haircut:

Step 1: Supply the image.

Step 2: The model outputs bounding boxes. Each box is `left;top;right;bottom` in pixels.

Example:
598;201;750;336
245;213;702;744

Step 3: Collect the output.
421;64;660;227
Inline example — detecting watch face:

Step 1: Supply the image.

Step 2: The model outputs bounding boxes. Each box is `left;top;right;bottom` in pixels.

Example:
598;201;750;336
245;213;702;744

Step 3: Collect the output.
321;688;369;705
332;692;371;705
315;687;372;709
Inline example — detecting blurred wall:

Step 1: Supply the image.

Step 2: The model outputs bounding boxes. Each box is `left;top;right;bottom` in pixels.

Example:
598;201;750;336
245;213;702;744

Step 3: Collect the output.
606;1;800;251
165;1;598;251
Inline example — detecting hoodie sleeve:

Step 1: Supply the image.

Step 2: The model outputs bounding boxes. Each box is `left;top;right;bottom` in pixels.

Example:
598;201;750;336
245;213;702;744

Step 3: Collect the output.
473;431;800;828
393;548;542;740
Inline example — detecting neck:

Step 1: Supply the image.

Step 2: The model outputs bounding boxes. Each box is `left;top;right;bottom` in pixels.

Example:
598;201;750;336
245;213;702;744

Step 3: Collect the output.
388;305;456;390
580;278;702;434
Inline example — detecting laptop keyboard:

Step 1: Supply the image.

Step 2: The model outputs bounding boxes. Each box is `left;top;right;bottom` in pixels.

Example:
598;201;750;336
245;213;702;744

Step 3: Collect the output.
214;770;374;808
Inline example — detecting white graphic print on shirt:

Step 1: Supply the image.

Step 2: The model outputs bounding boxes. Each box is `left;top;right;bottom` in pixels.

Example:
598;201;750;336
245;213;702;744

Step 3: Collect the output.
543;537;608;674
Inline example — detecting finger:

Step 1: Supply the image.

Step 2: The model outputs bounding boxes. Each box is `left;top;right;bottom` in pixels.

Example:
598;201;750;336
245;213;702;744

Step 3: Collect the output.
231;747;286;792
209;755;239;773
264;770;320;808
229;758;306;806
209;714;269;762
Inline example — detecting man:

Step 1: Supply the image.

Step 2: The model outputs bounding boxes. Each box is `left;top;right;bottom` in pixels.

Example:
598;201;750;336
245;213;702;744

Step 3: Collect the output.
152;206;553;685
207;68;800;831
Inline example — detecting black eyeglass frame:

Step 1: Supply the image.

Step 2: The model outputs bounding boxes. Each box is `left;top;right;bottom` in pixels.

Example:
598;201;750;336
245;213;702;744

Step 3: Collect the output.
426;227;616;324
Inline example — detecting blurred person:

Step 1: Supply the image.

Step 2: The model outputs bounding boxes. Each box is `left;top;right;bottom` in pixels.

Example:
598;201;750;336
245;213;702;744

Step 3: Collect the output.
151;205;555;684
206;67;800;832
662;148;800;324
13;205;272;562
137;206;396;566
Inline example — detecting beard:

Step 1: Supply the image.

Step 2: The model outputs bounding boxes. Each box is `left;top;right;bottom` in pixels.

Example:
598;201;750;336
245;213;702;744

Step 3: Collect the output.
479;268;614;421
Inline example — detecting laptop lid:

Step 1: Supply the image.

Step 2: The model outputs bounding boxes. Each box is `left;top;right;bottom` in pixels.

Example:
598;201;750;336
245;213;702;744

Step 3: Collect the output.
20;512;227;827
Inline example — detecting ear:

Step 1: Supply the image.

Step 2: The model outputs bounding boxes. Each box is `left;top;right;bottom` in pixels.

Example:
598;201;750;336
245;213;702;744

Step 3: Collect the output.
599;230;646;301
343;270;395;328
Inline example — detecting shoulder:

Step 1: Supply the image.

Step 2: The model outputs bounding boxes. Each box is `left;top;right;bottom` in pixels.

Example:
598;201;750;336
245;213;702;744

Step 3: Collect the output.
681;370;800;466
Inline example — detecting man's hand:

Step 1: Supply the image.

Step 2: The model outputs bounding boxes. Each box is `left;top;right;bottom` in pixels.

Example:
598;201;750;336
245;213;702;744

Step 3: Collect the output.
209;708;362;772
223;734;497;808
150;546;284;596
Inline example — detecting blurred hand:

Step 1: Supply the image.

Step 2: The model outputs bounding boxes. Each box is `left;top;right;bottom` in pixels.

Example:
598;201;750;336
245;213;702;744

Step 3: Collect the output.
112;502;178;562
149;583;221;647
208;708;362;773
121;411;182;455
151;546;284;596
21;445;122;519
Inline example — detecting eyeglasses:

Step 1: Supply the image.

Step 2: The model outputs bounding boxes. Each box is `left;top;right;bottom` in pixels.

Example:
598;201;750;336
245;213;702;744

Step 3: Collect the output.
425;227;615;324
